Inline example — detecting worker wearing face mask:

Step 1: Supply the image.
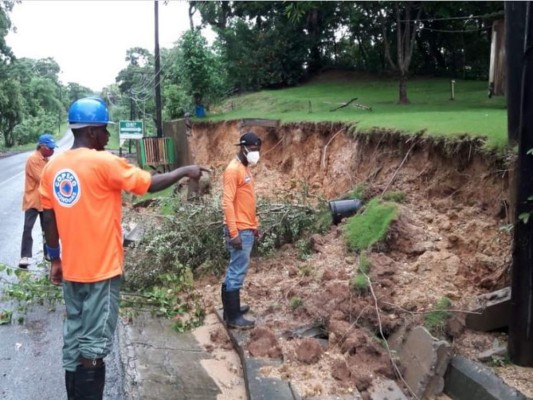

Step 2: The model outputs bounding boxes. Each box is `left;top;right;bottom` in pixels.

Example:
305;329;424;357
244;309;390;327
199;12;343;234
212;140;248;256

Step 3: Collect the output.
221;132;262;329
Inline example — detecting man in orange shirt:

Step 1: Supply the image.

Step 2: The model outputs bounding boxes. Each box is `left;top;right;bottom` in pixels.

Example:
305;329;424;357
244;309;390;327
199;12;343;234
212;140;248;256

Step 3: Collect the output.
18;133;56;269
221;132;261;329
40;97;207;400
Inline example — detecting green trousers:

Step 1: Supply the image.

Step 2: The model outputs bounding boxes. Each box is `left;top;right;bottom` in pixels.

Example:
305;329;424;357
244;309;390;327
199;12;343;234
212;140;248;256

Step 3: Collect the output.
62;275;121;372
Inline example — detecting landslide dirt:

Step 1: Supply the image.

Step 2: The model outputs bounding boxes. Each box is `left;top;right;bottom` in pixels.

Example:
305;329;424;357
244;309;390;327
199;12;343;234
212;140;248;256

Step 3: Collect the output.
187;121;530;399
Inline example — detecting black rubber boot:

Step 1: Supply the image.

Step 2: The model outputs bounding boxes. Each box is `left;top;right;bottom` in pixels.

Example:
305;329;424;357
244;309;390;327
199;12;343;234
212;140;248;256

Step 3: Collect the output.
221;283;250;321
74;363;105;400
65;370;75;400
226;289;255;329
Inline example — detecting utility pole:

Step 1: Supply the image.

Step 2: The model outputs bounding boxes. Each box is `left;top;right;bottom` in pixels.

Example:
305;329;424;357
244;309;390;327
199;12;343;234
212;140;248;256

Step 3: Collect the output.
508;0;533;367
154;0;163;138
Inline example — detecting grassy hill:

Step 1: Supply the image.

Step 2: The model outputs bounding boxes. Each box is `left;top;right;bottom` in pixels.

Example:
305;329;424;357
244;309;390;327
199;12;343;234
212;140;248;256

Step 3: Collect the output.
206;73;508;149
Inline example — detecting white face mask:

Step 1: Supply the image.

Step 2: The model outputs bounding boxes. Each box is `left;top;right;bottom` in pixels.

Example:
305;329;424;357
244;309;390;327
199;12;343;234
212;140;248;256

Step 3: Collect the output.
245;147;260;165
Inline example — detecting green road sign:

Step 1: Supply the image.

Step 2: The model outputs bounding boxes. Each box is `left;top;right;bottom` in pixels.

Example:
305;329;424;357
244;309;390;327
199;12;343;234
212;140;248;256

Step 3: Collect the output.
119;120;143;139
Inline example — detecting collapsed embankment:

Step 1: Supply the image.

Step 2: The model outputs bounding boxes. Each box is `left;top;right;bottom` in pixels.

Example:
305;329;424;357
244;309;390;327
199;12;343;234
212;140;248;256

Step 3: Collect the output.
188;120;525;398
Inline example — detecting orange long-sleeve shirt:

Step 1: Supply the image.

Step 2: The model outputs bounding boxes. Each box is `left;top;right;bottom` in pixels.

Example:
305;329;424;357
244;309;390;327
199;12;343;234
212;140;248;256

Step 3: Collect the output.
22;150;48;211
222;158;258;238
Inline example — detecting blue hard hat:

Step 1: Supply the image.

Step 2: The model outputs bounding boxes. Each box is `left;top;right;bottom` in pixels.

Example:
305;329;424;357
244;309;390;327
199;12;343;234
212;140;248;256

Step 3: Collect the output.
38;133;57;149
68;97;113;126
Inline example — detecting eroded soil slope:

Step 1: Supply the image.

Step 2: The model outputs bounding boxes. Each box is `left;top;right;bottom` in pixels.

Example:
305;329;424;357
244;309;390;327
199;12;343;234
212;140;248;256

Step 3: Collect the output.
189;121;526;398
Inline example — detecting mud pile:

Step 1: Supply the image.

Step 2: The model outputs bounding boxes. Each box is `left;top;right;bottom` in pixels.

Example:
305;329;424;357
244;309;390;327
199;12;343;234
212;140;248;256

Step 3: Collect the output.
189;121;525;398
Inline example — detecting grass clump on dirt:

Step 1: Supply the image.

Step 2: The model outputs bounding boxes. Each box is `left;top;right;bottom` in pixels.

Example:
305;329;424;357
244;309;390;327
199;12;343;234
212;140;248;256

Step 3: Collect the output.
424;296;452;337
350;251;372;294
290;297;303;311
350;274;369;294
343;198;398;251
382;191;406;203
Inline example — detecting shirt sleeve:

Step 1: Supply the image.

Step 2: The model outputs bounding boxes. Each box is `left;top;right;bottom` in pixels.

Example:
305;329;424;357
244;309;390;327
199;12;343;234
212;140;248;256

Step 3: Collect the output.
39;164;53;210
107;156;152;195
26;156;43;183
222;167;239;238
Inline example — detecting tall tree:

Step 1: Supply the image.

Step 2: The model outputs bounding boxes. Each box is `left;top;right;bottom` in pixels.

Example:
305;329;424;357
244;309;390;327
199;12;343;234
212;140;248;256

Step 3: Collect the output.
382;2;422;104
0;78;23;147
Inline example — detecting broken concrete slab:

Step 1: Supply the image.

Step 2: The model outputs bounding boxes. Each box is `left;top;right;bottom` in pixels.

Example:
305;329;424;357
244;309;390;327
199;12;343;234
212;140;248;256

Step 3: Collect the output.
368;379;408;400
118;312;221;400
444;355;527;400
477;345;507;363
215;309;295;400
465;287;511;332
393;326;452;399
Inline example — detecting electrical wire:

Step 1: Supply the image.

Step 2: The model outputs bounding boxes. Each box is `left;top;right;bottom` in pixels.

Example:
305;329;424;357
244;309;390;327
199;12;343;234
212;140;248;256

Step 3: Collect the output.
419;26;491;34
400;11;503;23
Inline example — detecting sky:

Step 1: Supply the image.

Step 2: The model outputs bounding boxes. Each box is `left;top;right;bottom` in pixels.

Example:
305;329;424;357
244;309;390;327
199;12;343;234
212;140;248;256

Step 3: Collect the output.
6;0;206;91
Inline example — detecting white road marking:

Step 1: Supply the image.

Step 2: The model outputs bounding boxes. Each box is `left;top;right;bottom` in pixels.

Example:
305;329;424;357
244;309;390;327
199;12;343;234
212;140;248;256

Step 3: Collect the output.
0;170;24;186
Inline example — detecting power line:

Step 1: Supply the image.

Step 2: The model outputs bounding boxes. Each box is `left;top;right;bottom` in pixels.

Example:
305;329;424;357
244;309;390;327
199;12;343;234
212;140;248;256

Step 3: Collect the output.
400;11;503;23
419;26;491;34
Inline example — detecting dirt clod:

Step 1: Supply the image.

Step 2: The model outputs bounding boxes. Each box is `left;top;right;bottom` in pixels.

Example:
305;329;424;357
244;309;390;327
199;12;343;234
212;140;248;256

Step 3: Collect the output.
295;338;323;364
247;327;282;359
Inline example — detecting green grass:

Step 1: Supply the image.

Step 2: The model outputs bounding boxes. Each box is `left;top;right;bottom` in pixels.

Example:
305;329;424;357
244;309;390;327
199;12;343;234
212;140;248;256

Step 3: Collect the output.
358;250;371;274
206;76;507;149
424;297;452;336
382;191;406;203
350;274;369;294
344;198;398;251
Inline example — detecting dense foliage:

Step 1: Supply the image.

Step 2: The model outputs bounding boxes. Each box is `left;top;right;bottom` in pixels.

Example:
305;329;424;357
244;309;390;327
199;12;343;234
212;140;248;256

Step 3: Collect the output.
0;1;504;145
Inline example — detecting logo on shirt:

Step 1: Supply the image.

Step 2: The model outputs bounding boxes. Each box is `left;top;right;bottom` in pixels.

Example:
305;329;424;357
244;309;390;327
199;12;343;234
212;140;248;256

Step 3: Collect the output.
53;169;81;207
244;175;252;184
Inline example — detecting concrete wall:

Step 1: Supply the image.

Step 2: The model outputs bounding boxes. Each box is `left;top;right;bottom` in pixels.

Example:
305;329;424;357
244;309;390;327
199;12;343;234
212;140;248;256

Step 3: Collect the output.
163;119;192;168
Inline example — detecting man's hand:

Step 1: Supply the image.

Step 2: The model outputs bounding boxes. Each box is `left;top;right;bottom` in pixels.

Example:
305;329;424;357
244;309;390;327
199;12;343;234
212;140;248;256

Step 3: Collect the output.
253;229;261;239
229;235;242;250
50;260;63;286
185;165;211;181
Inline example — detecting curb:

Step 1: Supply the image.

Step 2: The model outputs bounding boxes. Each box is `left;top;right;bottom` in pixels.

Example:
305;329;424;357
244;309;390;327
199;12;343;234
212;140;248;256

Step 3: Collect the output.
118;312;221;400
444;355;528;400
215;309;296;400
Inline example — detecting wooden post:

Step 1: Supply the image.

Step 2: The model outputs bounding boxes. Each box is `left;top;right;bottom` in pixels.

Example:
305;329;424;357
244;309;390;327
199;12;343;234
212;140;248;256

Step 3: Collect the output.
508;0;533;367
450;80;455;100
506;2;528;144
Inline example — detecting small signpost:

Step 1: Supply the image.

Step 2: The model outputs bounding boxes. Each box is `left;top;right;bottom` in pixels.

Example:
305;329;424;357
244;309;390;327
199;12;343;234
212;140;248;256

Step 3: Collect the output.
119;120;143;155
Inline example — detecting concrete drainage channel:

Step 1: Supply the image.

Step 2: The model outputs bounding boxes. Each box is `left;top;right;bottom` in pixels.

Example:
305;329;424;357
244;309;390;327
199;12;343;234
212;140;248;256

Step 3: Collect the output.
218;310;529;400
444;356;527;400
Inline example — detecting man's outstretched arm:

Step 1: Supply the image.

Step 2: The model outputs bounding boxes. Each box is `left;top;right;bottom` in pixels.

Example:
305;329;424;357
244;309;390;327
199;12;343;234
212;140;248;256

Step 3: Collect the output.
148;165;209;193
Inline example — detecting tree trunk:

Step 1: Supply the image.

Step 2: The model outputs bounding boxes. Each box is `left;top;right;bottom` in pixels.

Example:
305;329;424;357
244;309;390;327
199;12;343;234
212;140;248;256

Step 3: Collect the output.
398;73;410;104
188;3;195;31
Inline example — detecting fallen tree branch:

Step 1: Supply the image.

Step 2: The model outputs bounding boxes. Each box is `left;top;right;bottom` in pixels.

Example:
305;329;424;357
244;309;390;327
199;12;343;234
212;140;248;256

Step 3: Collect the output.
329;97;358;112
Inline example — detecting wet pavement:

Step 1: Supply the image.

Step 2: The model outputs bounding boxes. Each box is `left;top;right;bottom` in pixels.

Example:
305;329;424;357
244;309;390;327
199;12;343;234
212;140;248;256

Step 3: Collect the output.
118;312;220;400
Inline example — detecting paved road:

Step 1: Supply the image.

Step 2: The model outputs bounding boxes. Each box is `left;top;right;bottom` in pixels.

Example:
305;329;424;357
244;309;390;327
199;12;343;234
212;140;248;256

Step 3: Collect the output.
0;132;125;400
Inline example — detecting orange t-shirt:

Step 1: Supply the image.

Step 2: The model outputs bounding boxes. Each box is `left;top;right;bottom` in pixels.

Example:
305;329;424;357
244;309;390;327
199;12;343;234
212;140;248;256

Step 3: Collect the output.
22;150;47;211
39;148;152;283
222;158;258;238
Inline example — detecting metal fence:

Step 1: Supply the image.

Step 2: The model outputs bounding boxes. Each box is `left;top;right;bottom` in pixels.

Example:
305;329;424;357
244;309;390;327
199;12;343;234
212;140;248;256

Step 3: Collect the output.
136;137;175;171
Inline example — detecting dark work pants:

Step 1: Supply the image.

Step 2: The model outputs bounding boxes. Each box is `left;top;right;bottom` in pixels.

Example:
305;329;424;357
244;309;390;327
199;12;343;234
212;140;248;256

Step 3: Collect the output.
20;208;46;258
